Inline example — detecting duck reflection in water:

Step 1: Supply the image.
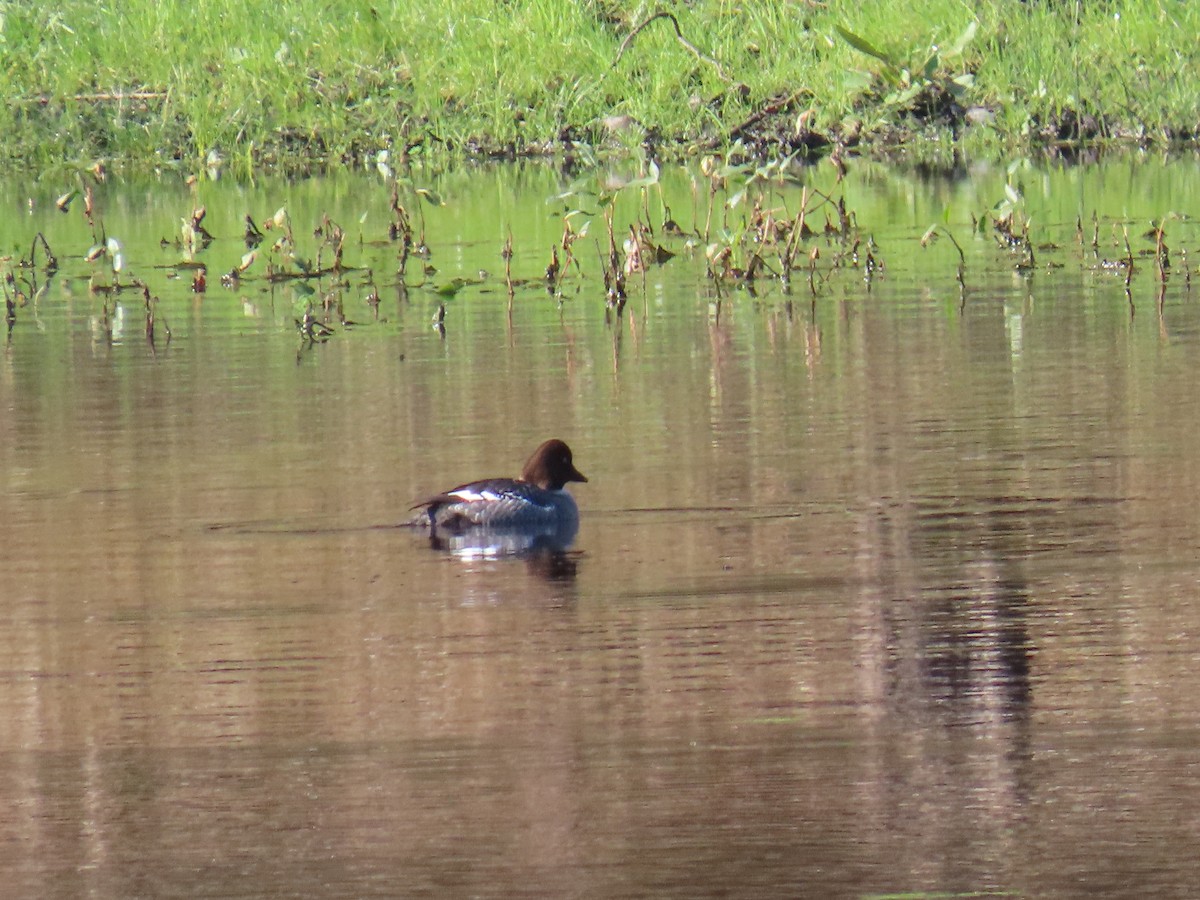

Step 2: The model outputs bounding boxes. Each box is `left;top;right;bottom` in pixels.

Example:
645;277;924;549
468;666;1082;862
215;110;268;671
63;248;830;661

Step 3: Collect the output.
411;439;587;573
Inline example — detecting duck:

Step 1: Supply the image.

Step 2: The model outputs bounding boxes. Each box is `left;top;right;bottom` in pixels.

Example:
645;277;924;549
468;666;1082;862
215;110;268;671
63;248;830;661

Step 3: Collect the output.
411;439;587;550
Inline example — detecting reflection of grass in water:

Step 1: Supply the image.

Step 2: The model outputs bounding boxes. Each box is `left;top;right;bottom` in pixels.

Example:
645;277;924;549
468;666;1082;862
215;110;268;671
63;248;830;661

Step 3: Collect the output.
1;2;1198;169
5;157;1197;355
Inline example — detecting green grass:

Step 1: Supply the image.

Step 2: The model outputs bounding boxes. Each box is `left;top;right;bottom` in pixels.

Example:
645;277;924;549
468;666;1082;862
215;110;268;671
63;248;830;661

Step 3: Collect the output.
0;0;1196;174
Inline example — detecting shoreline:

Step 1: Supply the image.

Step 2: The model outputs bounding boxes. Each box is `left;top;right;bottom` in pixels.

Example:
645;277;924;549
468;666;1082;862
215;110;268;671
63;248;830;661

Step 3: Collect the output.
3;2;1197;175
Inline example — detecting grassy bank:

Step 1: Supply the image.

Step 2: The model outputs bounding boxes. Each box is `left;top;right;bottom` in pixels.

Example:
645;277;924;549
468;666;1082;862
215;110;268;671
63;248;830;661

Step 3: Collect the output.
2;0;1197;173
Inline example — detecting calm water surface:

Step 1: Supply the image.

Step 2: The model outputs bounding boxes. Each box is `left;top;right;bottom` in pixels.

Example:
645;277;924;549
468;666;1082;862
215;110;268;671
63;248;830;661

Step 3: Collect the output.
4;158;1200;897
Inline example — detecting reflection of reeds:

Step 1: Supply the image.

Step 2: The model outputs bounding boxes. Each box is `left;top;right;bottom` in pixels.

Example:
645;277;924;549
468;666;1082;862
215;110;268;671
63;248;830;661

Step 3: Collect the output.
503;230;514;305
16;159;1197;364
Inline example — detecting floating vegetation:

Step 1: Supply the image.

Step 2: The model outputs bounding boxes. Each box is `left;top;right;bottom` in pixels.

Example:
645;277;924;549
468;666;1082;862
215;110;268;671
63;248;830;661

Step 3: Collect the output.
5;157;1197;356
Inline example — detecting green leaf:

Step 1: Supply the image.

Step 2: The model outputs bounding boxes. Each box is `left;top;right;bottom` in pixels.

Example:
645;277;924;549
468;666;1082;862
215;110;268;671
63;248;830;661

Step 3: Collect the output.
715;162;752;180
890;84;921;106
948;21;978;56
834;25;896;68
843;70;873;92
624;160;661;190
436;277;472;296
415;188;444;207
547;175;595;205
923;51;940;81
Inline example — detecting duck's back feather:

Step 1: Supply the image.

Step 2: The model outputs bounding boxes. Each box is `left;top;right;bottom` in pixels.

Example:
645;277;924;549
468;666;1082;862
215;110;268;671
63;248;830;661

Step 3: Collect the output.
413;478;577;532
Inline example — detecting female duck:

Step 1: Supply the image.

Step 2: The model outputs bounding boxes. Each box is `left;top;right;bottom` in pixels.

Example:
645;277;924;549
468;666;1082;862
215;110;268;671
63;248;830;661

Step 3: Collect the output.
412;439;587;543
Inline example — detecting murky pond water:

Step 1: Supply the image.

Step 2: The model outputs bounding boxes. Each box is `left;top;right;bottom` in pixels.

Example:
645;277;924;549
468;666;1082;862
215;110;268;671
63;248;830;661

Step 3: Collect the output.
4;156;1200;897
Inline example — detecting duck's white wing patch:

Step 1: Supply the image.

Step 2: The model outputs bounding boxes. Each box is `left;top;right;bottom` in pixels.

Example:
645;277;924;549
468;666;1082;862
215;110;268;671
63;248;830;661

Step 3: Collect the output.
448;487;503;503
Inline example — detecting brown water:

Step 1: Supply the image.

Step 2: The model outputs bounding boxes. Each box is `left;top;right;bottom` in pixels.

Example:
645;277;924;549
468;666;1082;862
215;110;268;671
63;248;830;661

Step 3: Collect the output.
4;158;1200;897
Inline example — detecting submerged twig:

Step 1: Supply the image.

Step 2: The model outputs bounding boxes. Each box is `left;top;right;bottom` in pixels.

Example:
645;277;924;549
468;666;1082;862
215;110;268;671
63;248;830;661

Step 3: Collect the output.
503;229;514;304
3;272;17;329
28;232;57;272
921;224;967;308
1123;227;1134;289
